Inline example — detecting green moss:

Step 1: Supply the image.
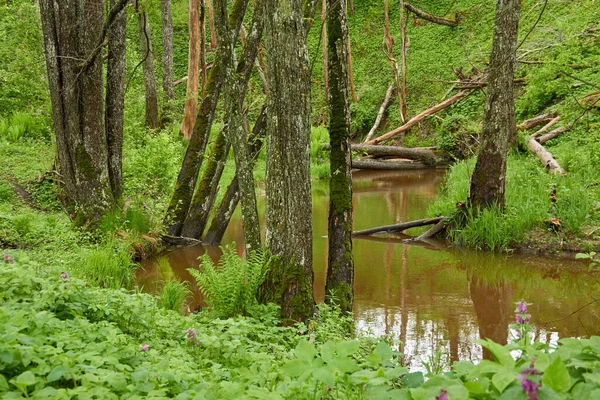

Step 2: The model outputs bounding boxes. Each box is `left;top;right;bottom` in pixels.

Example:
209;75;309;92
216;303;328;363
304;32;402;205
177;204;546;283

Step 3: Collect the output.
75;145;97;181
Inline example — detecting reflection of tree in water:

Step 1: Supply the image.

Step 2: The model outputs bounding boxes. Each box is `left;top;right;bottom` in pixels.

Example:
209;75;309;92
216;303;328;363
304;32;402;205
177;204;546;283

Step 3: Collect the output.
468;271;513;360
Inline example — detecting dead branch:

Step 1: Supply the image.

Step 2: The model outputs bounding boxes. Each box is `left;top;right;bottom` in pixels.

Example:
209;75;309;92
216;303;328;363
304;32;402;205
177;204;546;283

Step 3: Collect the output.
537;124;570;145
414;218;446;241
530;116;559;139
352;217;444;236
365;88;475;145
527;136;565;175
174;76;188;86
517;113;556;130
364;83;395;143
404;3;459;27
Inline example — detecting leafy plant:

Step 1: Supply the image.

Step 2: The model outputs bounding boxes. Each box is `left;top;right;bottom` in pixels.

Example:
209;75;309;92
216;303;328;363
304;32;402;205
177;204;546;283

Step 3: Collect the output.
576;251;600;269
157;279;190;314
188;245;271;317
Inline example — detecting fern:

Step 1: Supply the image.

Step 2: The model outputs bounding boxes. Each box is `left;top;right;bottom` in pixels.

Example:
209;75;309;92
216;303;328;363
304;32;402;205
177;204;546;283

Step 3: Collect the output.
188;245;271;317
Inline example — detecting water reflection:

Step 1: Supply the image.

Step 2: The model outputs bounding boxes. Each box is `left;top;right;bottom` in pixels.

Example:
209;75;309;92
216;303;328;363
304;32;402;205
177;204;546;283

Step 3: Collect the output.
138;169;600;369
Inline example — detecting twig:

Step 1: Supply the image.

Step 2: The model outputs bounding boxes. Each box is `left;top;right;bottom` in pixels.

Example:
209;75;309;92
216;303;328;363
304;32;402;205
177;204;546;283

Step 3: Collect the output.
541;297;600;326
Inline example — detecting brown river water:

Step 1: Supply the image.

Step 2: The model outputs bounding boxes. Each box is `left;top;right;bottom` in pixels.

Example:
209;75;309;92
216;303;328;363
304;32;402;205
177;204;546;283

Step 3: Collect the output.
138;169;600;370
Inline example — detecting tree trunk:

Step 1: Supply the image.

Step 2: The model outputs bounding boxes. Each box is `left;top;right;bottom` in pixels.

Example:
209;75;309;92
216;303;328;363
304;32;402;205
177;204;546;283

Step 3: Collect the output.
364;83;395;143
200;0;207;85
321;0;329;104
180;0;201;139
259;0;315;322
203;106;267;245
468;0;521;209
106;0;127;200
399;0;408;123
325;0;354;313
137;6;160;129
39;0;116;222
164;0;248;236
161;0;176;122
206;0;218;48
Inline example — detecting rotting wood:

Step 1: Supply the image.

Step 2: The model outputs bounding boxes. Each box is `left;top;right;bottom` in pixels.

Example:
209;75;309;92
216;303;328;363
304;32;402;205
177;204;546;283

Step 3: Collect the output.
517;113;555;130
530;116;559;139
161;235;201;246
352;217;444;236
364;83;395;143
527;136;565;175
365;88;475;145
538;124;570;144
351;159;450;170
404;3;459;27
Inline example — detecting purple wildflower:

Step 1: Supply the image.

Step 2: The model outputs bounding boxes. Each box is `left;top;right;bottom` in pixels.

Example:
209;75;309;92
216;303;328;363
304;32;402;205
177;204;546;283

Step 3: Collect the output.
515;300;528;314
3;253;14;264
516;314;531;324
517;365;540;400
435;389;448;400
185;328;197;342
139;344;150;352
60;272;69;279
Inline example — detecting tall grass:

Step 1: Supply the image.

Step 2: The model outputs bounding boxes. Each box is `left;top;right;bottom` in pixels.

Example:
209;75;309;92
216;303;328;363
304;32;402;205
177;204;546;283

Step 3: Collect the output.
158;279;191;314
74;244;137;289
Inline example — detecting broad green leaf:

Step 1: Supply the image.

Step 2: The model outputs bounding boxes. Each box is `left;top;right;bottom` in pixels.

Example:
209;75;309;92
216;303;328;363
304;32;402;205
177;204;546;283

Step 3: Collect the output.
373;341;393;362
33;386;59;397
452;360;474;376
542;357;571;393
478;339;514;368
282;360;307;377
536;386;561;400
47;366;68;382
131;368;148;383
350;369;378;383
583;372;600;385
384;367;408;380
401;371;424;388
498;387;527;400
492;370;517;393
365;386;412;400
447;384;470;399
11;371;36;387
463;381;485;395
314;367;335;387
0;374;8;390
107;373;128;391
295;339;316;363
336;340;360;357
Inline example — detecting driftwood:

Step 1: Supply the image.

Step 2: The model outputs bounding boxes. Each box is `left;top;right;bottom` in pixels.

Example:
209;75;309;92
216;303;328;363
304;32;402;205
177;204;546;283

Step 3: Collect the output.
352;217;444;236
365;88;475;145
538;125;570;144
517;113;555;130
527;137;565;175
162;235;202;246
351;159;450;170
364;83;395;143
404;3;459;27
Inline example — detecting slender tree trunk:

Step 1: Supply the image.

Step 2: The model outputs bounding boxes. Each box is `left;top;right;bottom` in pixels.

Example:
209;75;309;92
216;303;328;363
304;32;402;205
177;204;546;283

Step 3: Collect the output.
204;106;267;245
161;0;175;122
164;0;248;236
206;0;217;47
39;0;115;222
468;0;521;209
181;0;201;138
106;0;127;201
321;0;328;103
200;0;207;85
345;24;358;103
325;0;354;313
259;0;315;322
384;0;401;117
399;0;407;122
136;4;160;129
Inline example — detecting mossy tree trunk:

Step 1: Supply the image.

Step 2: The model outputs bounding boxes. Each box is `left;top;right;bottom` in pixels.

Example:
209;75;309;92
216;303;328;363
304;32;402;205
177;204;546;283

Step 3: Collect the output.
468;0;520;210
259;0;315;322
160;0;175;122
136;3;160;130
106;0;127;201
324;0;354;313
39;0;119;222
163;0;248;236
182;2;264;241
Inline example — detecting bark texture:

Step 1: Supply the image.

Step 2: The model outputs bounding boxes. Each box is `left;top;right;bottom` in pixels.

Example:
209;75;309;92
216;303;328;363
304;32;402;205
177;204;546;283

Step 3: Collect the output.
39;0;116;221
180;0;201;139
137;6;160;129
106;0;127;200
468;0;521;209
259;0;315;322
324;0;354;313
163;0;248;236
160;0;176;119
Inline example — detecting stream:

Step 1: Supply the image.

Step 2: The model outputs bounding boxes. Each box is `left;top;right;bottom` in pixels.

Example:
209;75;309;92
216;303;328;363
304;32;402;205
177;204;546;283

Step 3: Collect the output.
138;169;600;370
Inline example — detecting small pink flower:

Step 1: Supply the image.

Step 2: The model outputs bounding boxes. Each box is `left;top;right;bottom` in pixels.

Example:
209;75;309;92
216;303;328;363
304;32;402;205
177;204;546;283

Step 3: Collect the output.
515;300;528;314
3;253;14;264
60;272;69;279
436;389;448;400
139;344;150;351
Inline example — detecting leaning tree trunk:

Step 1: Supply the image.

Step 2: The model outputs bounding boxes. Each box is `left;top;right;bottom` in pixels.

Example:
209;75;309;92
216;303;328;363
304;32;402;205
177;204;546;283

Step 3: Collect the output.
324;0;354;313
468;0;521;210
180;0;201;139
160;0;175;122
39;0;116;222
259;0;315;322
106;0;127;200
163;0;248;236
137;6;160;129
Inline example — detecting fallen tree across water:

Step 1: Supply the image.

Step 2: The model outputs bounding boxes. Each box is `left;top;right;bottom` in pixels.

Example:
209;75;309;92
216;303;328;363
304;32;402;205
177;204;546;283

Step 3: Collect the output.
352;216;444;236
351;159;451;170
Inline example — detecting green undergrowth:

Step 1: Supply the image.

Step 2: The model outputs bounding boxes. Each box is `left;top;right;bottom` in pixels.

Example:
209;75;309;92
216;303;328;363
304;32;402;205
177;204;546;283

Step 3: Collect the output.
4;259;600;398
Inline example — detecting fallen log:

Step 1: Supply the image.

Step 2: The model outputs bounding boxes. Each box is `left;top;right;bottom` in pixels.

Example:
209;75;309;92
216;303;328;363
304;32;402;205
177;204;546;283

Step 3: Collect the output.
517;113;556;130
162;235;202;246
352;217;444;236
364;83;395;143
414;218;446;241
325;143;447;164
365;88;475;145
527;137;565;175
537;125;570;145
404;3;459;27
530;116;559;139
351;159;451;170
